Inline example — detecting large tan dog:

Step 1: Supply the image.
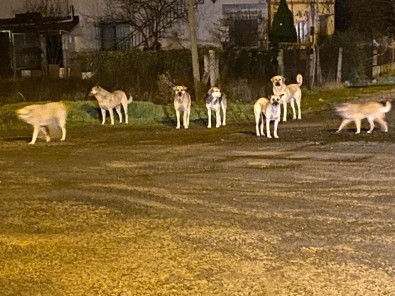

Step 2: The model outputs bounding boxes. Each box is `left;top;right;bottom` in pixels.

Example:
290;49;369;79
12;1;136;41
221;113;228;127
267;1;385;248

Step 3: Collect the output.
271;74;303;121
206;86;227;128
173;85;191;129
335;100;392;134
16;102;67;145
89;85;133;125
253;94;283;138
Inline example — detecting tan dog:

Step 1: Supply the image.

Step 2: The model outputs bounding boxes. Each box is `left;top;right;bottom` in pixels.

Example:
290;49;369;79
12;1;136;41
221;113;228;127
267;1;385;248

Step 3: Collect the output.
206;87;227;128
16;102;67;145
335;101;392;134
271;74;303;121
253;94;283;138
173;86;191;129
89;85;133;125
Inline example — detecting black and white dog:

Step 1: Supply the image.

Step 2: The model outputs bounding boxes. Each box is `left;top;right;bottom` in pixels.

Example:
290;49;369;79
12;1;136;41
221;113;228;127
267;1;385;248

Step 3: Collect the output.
206;87;227;128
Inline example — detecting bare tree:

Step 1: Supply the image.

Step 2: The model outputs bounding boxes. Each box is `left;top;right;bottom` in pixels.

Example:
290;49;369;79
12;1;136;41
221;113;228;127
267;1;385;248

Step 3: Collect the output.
103;0;186;50
24;0;67;16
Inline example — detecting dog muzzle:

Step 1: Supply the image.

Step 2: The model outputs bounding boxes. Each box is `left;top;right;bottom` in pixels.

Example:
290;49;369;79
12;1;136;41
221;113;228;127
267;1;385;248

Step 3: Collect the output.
275;82;281;86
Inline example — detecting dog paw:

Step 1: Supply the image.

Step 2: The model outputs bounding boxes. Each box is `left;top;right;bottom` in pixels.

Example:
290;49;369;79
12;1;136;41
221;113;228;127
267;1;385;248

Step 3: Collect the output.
28;142;35;145
176;126;180;129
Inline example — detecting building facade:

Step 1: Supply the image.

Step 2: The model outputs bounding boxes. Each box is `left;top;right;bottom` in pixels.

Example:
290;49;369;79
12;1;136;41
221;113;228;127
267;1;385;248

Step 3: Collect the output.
0;0;334;77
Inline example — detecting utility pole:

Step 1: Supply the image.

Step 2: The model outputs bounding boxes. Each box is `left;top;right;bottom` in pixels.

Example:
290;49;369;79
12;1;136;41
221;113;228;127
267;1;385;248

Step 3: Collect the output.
186;0;201;101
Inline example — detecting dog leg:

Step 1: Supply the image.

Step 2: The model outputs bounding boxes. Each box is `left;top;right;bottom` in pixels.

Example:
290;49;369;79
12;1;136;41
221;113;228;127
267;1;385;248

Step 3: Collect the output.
186;108;190;128
266;118;272;138
183;110;188;129
115;105;123;123
215;109;221;128
273;119;279;138
176;110;181;129
336;119;352;133
367;117;375;133
100;109;106;125
255;112;262;136
222;104;227;126
29;126;40;145
40;126;51;142
123;103;129;124
297;98;302;120
355;119;361;134
207;109;212;128
290;98;297;120
109;109;115;125
376;117;388;132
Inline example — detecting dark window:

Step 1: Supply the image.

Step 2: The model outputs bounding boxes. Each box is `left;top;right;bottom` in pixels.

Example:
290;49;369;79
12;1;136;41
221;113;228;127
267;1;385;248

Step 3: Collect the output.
232;19;258;48
101;24;131;50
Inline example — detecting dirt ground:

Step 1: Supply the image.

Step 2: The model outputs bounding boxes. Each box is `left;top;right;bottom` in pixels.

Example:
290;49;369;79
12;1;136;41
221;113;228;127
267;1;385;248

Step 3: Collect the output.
0;109;394;295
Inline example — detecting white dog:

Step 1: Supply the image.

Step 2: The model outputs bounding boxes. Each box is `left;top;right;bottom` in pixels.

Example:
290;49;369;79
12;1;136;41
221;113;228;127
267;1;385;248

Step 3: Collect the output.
206;87;227;128
16;102;67;145
253;94;283;138
335;100;392;134
89;85;133;125
173;85;191;129
271;74;303;121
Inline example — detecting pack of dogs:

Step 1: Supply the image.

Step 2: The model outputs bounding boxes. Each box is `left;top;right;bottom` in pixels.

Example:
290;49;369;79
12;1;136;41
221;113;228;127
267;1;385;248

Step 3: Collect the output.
15;74;392;144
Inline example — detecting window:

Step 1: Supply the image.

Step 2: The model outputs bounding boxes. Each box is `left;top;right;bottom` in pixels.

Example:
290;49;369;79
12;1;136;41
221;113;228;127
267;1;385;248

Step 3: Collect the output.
101;24;131;50
222;4;267;48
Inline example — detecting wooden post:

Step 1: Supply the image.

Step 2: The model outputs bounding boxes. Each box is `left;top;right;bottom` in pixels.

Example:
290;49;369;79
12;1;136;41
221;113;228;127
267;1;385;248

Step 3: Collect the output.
277;49;284;75
336;47;343;83
186;0;201;101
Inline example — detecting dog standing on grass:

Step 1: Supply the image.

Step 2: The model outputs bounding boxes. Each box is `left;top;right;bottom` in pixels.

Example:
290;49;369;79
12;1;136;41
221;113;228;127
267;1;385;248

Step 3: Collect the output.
173;85;191;129
271;74;303;122
16;102;67;145
254;94;283;138
335;100;392;134
89;85;133;125
206;86;227;128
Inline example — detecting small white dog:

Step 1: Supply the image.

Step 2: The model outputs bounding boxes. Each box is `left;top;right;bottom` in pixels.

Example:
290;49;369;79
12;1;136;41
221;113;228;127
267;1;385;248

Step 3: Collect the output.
89;85;133;125
271;74;303;121
335;100;392;134
173;85;191;129
16;102;67;145
253;94;283;138
206;86;227;128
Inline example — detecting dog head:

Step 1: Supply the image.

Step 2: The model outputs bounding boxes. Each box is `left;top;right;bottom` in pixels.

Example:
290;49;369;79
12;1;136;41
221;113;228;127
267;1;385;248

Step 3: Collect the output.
16;105;36;124
271;75;286;88
173;85;188;98
89;85;101;96
270;94;284;106
207;87;222;98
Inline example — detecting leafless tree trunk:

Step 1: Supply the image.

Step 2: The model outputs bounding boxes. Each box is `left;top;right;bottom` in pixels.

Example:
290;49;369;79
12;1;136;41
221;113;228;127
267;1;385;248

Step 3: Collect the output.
186;0;201;101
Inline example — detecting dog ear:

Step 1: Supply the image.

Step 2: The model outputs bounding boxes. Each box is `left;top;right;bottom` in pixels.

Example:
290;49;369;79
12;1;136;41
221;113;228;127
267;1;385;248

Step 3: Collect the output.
183;86;187;91
282;76;286;82
270;77;275;83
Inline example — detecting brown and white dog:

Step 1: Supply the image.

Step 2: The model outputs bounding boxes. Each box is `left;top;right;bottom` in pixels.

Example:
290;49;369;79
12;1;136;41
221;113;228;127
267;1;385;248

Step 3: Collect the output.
253;94;283;138
335;100;392;134
271;74;303;122
206;86;227;128
16;102;67;145
173;85;191;129
89;85;133;125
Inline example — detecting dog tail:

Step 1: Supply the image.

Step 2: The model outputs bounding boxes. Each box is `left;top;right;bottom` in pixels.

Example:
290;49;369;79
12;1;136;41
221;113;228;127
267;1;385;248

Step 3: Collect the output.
128;95;134;104
296;74;303;86
381;101;392;113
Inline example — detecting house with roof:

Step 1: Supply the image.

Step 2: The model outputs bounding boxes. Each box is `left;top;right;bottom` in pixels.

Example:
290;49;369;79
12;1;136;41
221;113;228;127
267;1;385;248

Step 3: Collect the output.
0;0;334;78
